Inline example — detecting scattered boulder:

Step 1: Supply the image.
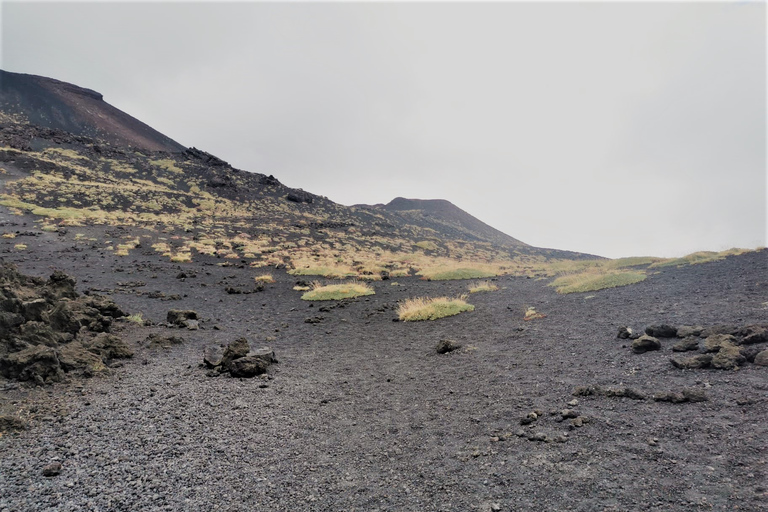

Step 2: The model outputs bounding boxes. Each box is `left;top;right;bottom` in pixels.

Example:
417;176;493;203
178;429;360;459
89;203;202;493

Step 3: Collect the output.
645;325;677;338
436;339;462;354
670;354;713;369
704;334;738;353
740;346;763;363
520;412;538;425
305;316;324;324
203;339;277;378
84;333;133;362
145;334;185;349
740;325;768;345
671;337;700;352
711;344;746;370
221;337;250;369
653;388;708;403
167;310;197;328
617;326;633;339
0;345;63;384
632;335;661;354
754;350;768;366
286;189;313;204
701;325;740;338
676;326;703;338
42;462;62;477
229;349;276;378
203;345;224;369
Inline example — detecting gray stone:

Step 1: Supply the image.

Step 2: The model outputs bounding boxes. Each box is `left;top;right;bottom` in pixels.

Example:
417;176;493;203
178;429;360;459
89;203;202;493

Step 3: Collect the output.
436;339;461;354
670;354;713;369
645;324;677;338
676;326;703;338
203;345;224;368
632;335;661;354
672;337;700;352
754;350;768;366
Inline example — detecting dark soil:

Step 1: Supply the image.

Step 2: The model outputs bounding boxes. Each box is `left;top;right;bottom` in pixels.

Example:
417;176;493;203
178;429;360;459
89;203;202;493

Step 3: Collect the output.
1;219;767;511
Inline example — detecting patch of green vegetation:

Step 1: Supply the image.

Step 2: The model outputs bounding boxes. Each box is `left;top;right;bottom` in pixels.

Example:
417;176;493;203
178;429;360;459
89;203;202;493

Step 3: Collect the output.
398;296;474;321
550;271;646;294
301;282;375;301
422;267;497;281
125;313;144;324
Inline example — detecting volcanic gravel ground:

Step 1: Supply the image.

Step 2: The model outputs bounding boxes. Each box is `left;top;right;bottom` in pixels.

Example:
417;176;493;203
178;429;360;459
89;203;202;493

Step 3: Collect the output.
1;223;767;511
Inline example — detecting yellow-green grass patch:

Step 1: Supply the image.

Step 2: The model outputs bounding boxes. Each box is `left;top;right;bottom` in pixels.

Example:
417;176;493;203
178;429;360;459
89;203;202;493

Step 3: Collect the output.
398;296;475;321
254;274;275;284
468;280;499;293
301;282;375;301
420;267;497;281
550;271;646;294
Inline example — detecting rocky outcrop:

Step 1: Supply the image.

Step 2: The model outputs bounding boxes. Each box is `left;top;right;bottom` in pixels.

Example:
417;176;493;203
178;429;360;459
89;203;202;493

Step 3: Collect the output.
0;263;130;384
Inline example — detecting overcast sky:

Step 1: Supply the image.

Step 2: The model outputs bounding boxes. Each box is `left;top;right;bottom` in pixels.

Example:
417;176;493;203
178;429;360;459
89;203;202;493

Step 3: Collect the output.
2;1;765;258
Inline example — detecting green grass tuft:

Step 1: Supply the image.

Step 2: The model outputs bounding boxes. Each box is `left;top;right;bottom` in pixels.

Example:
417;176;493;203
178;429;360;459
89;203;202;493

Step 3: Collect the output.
398;296;475;321
301;282;375;301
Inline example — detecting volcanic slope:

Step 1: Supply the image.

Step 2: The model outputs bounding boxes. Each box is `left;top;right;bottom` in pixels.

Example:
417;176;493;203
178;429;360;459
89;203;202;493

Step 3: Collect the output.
0;71;593;281
0;70;184;153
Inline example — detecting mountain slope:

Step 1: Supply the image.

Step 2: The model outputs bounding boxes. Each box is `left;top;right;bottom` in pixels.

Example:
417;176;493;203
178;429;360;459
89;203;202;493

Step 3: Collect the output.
369;197;526;248
0;70;184;152
0;71;598;279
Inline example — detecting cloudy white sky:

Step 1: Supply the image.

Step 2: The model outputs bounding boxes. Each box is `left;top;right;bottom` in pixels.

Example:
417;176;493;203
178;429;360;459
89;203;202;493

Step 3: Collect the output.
2;1;765;258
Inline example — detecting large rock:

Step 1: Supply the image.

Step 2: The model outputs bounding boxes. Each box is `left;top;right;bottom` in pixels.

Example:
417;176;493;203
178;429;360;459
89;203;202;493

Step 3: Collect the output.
676;326;703;338
436;339;462;354
670;354;713;369
701;325;740;338
632;335;661;354
58;342;107;376
645;325;677;338
44;270;78;300
21;299;48;322
16;321;67;347
671;337;700;352
0;346;63;384
704;334;738;353
203;345;224;368
740;325;768;345
711;344;746;370
754;350;768;366
84;333;133;361
228;355;270;378
221;337;250;369
167;309;197;327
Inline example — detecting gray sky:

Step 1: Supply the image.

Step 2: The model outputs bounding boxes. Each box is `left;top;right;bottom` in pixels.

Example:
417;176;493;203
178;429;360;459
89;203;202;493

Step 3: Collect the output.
2;1;765;258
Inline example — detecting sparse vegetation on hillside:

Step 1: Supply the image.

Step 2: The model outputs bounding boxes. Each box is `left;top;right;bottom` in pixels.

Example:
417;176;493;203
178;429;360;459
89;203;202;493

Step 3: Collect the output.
398;296;475;321
300;282;375;301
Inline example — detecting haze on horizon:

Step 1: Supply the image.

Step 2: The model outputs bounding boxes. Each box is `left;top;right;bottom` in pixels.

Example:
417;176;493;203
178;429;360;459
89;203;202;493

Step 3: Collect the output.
1;1;765;259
